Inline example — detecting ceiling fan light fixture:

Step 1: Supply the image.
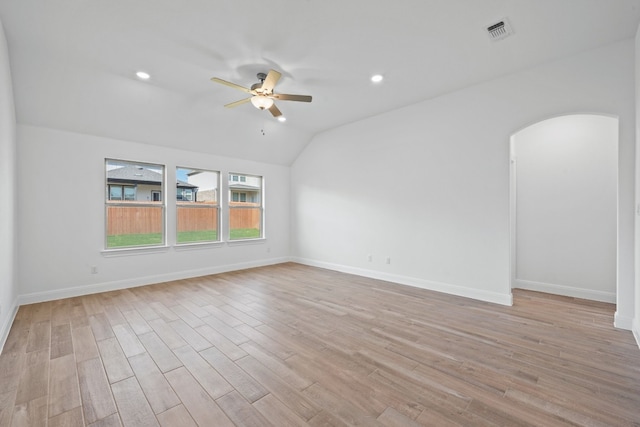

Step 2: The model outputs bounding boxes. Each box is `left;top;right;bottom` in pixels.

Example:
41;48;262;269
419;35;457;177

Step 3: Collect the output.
251;95;274;110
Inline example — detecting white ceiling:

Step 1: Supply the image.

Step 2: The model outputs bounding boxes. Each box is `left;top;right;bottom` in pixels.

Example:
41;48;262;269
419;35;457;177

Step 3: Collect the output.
2;0;640;165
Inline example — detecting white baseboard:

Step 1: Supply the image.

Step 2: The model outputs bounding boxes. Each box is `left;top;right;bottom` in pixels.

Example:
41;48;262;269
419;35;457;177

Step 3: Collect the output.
292;257;513;306
16;257;292;306
513;279;616;303
632;318;640;349
614;311;634;331
0;298;19;354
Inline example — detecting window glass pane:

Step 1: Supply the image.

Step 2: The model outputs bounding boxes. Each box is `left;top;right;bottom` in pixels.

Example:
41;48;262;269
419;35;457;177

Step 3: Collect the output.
106;159;165;248
177;167;219;243
124;186;136;201
109;186;122;200
229;173;262;240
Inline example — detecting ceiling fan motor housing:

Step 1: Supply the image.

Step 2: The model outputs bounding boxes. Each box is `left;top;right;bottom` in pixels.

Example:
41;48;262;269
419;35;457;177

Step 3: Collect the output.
252;73;268;93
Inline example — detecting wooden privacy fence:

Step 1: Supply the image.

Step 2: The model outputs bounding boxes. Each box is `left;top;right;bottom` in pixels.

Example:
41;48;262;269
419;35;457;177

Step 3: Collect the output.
107;202;260;235
177;204;218;232
229;206;261;230
107;204;162;235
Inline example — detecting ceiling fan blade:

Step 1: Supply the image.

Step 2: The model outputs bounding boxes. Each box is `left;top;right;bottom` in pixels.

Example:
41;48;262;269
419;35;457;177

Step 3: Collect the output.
211;77;252;94
268;103;283;117
224;98;252;108
271;93;312;102
261;69;281;93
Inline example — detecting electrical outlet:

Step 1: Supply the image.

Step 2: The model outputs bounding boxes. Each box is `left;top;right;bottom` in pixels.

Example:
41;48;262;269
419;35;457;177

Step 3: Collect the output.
386;257;391;264
367;254;372;262
91;266;98;274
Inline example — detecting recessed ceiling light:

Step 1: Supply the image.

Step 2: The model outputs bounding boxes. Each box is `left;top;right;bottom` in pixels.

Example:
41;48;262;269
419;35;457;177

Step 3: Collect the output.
371;74;384;83
136;71;151;80
277;116;287;122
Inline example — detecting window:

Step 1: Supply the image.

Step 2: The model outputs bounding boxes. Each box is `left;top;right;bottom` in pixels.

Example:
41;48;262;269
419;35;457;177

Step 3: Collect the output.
176;188;194;201
177;167;220;244
124;186;136;200
109;185;122;200
105;159;165;249
228;173;262;240
231;192;247;203
108;185;136;201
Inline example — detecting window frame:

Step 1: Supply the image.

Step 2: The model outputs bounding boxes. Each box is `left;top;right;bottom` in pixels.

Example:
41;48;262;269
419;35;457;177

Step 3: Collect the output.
228;172;264;241
104;159;166;250
176;166;221;245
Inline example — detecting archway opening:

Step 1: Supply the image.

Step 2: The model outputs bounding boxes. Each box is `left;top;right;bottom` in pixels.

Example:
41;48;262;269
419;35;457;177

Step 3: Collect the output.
510;114;618;303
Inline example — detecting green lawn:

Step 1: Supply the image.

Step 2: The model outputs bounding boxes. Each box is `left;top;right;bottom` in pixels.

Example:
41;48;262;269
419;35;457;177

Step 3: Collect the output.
107;233;163;248
229;228;261;239
107;228;261;248
177;230;218;243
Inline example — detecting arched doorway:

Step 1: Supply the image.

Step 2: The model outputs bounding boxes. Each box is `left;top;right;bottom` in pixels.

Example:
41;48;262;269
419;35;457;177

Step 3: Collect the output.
510;114;618;302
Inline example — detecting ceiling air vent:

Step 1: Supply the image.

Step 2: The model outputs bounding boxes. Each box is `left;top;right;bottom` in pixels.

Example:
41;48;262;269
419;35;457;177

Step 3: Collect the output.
486;18;513;41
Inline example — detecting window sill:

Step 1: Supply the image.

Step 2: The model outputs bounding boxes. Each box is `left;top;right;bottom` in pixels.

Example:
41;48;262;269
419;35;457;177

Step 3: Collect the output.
101;245;170;257
227;238;266;246
174;241;225;251
100;239;266;256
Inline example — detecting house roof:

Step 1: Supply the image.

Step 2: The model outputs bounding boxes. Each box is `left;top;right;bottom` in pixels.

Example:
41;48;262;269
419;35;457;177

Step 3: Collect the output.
2;1;640;165
178;181;198;189
107;165;162;185
107;165;197;188
229;183;260;191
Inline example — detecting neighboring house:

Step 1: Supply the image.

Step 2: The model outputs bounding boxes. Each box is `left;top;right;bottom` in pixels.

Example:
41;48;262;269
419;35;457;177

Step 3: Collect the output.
187;170;218;203
229;174;260;203
107;164;198;202
176;181;199;202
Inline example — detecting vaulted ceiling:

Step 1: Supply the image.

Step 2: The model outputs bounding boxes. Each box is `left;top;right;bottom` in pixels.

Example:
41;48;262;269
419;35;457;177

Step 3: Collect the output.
1;0;640;165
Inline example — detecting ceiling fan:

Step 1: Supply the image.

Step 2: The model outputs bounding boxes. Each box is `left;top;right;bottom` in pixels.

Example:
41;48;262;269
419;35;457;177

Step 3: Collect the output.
211;69;312;118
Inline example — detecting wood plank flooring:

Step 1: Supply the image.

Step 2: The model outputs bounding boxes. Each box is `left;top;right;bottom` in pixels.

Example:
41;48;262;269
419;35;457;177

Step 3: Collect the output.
1;262;639;426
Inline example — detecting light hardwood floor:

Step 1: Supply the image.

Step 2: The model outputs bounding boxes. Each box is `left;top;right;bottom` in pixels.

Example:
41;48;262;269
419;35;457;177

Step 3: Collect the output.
0;263;639;426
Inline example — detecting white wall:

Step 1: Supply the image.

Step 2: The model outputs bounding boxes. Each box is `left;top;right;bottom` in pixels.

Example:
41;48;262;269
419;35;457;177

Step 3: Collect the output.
635;26;640;347
17;125;290;302
512;115;618;302
0;18;18;351
291;39;636;318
